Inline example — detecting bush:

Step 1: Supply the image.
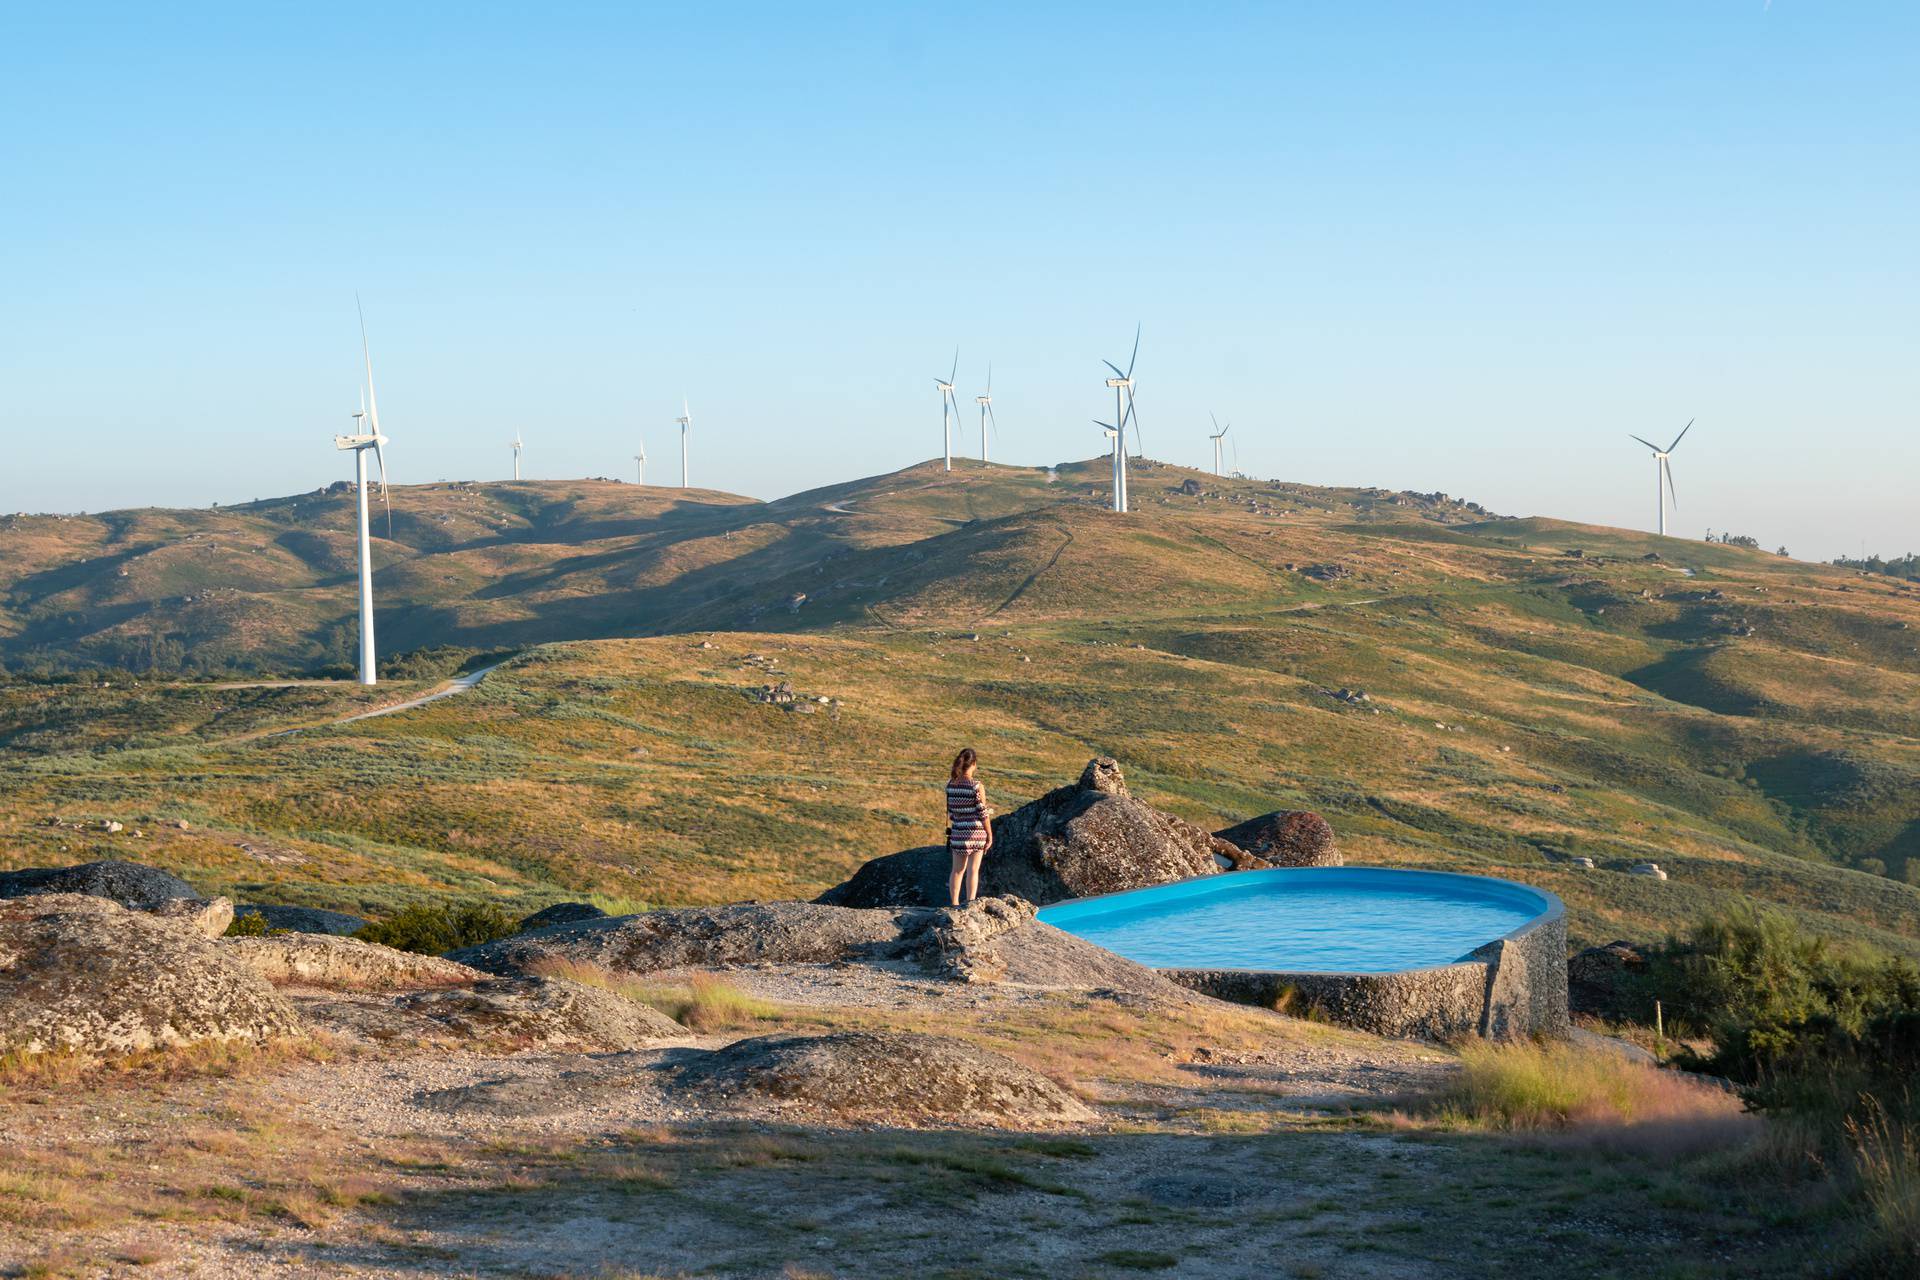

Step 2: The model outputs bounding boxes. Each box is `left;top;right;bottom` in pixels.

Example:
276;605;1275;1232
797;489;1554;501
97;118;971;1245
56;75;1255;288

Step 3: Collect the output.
355;901;518;955
224;911;272;937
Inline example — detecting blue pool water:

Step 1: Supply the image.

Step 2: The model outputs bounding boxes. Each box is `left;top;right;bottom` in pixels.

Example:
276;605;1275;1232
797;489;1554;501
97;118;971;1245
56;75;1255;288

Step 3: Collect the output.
1037;867;1553;974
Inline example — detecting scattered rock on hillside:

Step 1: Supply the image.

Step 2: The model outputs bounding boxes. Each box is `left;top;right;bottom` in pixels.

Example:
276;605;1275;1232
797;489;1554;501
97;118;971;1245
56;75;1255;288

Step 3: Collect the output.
232;904;368;936
1214;811;1341;869
222;932;483;989
669;1031;1094;1127
449;901;919;977
818;757;1233;909
0;858;199;909
0;894;297;1056
518;902;608;933
1628;863;1669;880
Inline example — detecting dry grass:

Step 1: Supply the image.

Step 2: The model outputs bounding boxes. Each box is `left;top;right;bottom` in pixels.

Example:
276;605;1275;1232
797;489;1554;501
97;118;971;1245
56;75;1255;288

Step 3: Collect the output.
1849;1100;1920;1272
0;1036;336;1098
1415;1039;1761;1157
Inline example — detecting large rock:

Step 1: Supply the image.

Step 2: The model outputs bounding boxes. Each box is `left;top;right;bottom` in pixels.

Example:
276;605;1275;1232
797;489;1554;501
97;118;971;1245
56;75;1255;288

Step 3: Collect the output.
232;904;368;936
517;902;607;933
0;894;297;1056
818;758;1233;908
1568;940;1652;1020
150;896;235;938
0;859;199;908
389;976;685;1048
1213;810;1341;869
221;932;483;989
450;901;918;977
669;1031;1095;1127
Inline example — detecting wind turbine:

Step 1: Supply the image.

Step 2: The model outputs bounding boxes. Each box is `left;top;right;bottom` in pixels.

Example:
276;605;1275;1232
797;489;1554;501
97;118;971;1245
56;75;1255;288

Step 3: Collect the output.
935;349;961;471
634;440;647;485
1628;419;1693;537
1208;414;1232;476
509;431;523;481
1099;326;1144;512
333;300;391;687
676;397;692;488
975;364;996;463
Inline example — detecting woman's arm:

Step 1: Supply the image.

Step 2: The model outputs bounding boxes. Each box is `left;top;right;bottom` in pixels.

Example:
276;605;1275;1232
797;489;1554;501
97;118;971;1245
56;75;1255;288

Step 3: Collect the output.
977;782;993;848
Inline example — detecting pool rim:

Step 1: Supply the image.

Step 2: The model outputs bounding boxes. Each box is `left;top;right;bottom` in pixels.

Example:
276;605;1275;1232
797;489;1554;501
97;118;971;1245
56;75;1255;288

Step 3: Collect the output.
1035;865;1566;979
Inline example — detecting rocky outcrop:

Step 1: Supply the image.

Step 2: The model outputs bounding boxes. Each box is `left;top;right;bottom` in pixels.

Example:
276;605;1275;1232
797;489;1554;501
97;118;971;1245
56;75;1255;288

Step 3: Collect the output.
232;904;368;936
150;896;235;938
0;894;297;1056
913;896;1039;983
390;977;684;1047
517;902;608;932
0;859;199;908
1213;810;1341;869
1568;940;1652;1020
222;932;483;989
669;1031;1094;1127
818;758;1234;908
450;901;918;977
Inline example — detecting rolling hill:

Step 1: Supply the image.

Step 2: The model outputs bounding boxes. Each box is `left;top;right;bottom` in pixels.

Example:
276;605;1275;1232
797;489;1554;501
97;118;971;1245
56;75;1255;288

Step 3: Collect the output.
3;457;1918;956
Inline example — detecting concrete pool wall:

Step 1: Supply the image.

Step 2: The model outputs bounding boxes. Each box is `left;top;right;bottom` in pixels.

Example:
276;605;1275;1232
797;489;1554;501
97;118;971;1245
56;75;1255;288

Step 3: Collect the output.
1051;869;1570;1042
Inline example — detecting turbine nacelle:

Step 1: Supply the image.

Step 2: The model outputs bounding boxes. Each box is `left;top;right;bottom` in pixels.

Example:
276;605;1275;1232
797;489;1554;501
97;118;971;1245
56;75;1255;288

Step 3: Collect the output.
334;432;390;451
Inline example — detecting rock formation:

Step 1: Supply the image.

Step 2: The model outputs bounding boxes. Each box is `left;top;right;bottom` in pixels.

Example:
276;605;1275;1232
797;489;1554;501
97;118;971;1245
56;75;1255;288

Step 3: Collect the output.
1212;810;1341;869
0;894;297;1055
517;902;608;932
222;932;483;989
818;757;1236;908
0;858;200;908
669;1031;1094;1127
232;904;368;936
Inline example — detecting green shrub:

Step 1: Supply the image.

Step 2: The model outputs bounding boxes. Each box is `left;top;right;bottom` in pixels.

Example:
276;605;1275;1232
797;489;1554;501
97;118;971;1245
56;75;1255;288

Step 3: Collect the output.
354;901;518;955
224;911;272;937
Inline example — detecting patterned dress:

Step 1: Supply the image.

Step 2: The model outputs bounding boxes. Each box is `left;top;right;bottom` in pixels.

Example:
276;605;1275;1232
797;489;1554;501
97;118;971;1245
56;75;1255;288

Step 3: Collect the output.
946;778;991;858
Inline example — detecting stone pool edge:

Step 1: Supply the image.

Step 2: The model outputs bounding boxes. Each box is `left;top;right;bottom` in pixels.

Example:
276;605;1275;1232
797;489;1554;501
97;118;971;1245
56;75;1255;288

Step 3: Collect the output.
1157;873;1569;1041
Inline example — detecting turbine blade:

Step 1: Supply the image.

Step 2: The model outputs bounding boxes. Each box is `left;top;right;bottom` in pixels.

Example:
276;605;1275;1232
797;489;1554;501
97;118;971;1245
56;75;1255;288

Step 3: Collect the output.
1210;411;1220;432
986;362;992;395
356;296;380;434
950;348;958;384
987;403;998;437
372;439;392;538
1124;388;1143;455
1628;434;1661;452
1126;323;1140;379
1663;455;1677;507
1667;418;1694;452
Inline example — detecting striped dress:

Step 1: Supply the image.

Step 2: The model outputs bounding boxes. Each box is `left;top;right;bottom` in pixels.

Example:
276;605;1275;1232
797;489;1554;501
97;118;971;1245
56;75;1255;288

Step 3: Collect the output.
946;778;991;857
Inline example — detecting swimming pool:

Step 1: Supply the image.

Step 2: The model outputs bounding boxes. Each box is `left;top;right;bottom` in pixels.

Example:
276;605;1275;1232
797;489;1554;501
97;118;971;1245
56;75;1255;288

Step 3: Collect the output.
1038;867;1554;974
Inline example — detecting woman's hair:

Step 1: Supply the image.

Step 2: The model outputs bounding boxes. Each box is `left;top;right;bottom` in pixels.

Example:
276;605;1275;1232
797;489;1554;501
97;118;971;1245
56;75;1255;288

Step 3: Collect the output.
950;747;978;782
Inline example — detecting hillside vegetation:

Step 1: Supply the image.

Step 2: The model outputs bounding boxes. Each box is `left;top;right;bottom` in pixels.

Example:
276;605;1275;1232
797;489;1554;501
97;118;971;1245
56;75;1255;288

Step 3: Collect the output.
3;457;1918;953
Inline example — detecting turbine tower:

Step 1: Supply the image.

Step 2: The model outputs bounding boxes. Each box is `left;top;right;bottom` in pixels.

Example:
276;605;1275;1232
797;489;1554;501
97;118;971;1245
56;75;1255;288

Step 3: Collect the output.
634;440;647;486
975;364;996;463
676;397;692;488
1099;326;1143;512
1629;419;1693;537
510;431;523;481
935;349;960;471
333;300;392;687
1208;414;1231;476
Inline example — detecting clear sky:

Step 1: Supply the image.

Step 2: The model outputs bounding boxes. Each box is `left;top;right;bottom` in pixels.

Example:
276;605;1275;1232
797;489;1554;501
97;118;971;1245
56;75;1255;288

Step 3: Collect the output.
3;2;1914;561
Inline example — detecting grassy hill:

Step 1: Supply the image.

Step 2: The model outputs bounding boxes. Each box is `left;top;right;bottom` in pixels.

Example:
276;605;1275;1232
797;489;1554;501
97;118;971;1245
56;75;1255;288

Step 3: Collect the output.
3;457;1918;955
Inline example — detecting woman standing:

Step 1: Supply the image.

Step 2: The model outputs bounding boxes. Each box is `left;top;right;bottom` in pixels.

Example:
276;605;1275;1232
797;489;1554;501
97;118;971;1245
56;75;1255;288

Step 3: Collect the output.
945;748;994;906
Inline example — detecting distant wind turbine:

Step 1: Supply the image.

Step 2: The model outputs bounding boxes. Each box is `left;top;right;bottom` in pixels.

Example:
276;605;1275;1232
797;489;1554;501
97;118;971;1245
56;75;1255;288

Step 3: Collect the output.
1097;326;1144;512
1208;414;1231;476
676;397;692;488
935;349;961;471
509;430;523;481
634;440;647;486
1628;419;1694;537
975;364;996;463
333;299;392;687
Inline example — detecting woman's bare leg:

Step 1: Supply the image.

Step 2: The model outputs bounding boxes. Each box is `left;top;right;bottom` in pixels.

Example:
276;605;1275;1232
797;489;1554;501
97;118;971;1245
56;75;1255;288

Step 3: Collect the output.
964;851;985;903
948;852;967;907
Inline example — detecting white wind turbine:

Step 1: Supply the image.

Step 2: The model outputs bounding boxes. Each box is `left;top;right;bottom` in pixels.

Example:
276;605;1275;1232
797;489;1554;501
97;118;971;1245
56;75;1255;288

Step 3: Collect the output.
934;349;961;471
1095;326;1144;512
634;440;647;485
509;430;523;481
975;364;996;463
333;300;392;687
676;397;692;488
1628;419;1693;537
1208;413;1232;476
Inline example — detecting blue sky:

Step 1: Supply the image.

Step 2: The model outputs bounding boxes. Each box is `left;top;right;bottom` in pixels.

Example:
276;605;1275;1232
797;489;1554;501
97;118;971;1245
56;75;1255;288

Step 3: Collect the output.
3;2;1914;560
